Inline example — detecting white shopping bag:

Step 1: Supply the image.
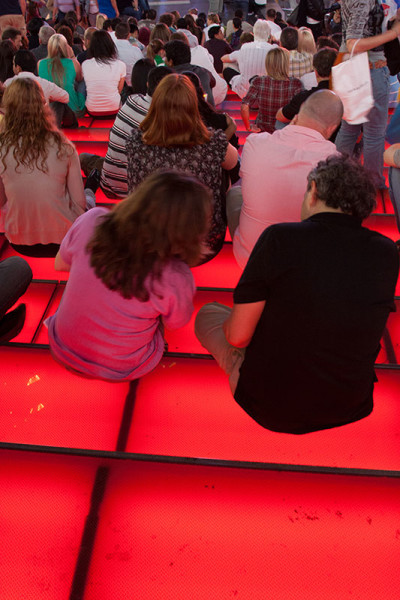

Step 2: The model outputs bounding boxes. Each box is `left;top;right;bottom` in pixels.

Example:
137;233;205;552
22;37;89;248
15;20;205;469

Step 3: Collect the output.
331;42;374;125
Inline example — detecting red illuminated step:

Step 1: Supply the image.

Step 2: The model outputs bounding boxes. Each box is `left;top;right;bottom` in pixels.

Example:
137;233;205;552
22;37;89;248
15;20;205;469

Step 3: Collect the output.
0;245;67;281
0;346;130;451
365;213;399;239
1;448;399;600
72;141;108;155
0;241;241;288
85;461;400;600
64;128;110;142
0;449;96;600
128;357;400;472
7;279;400;361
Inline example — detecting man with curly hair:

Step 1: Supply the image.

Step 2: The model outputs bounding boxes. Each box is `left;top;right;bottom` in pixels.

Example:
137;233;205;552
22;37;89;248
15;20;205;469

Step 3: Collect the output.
195;154;399;434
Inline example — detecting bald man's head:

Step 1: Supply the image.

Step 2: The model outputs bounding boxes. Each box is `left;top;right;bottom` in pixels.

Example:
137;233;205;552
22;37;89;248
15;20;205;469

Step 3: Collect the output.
297;90;343;138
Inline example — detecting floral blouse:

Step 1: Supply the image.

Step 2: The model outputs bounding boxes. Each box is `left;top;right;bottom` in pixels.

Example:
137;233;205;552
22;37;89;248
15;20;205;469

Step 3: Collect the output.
126;128;228;261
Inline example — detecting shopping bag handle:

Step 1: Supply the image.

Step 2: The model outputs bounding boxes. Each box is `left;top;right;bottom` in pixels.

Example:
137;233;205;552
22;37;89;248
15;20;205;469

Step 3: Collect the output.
349;38;361;59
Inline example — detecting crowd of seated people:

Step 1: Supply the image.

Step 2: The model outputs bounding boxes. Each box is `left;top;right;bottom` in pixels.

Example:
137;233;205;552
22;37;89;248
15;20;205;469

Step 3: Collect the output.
0;0;400;435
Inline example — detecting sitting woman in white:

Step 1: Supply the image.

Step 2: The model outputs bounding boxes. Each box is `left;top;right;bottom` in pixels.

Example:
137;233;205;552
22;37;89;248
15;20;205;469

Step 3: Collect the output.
82;29;126;116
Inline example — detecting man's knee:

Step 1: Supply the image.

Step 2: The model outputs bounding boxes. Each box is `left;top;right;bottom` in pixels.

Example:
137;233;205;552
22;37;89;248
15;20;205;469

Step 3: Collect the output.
195;302;230;341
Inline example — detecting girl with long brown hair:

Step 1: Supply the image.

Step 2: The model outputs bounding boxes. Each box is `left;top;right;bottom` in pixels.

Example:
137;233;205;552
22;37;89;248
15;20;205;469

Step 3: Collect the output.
46;170;211;381
0;78;93;256
126;73;238;263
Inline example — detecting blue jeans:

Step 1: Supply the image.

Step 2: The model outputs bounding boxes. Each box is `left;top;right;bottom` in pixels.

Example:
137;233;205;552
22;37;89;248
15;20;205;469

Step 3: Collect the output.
388;166;400;233
122;6;141;19
335;65;390;189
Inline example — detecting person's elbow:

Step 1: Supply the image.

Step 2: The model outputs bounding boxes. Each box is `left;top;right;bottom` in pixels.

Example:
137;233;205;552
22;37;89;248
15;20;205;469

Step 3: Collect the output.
223;320;251;348
54;251;71;272
221;143;238;170
276;107;289;123
384;144;400;167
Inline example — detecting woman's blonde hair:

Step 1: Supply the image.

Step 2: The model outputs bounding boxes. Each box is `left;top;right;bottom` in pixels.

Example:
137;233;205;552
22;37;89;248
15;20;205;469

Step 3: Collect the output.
140;73;211;147
0;78;73;172
298;27;317;54
96;13;107;29
265;46;289;80
87;170;212;300
150;23;171;43
47;33;69;86
146;39;164;61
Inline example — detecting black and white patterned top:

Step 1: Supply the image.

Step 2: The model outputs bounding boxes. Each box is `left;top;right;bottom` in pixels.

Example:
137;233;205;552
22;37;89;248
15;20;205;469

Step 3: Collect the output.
341;0;385;52
126;128;228;261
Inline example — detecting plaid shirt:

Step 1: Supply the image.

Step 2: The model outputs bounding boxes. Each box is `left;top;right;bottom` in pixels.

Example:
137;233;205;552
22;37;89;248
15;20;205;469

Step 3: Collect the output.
242;76;303;133
289;51;314;78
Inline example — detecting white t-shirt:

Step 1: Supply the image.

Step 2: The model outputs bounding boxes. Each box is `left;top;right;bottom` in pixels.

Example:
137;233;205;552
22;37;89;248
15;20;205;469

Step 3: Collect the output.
82;58;126;114
266;19;282;40
114;38;142;86
230;40;273;98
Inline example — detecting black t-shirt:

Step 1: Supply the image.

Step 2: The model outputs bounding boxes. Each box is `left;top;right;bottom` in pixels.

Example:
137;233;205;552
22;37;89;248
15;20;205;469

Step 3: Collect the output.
282;79;329;121
204;38;232;74
0;1;22;16
233;213;399;434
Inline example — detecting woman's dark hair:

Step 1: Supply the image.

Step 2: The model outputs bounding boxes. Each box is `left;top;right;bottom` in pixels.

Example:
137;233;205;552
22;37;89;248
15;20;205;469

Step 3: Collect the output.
130;58;154;94
56;18;74;34
65;10;78;24
88;29;117;63
27;17;44;35
307;155;376;220
102;19;113;30
0;40;16;83
56;25;74;47
182;70;217;122
196;17;206;30
144;8;157;20
159;12;174;27
316;35;339;51
86;170;212;300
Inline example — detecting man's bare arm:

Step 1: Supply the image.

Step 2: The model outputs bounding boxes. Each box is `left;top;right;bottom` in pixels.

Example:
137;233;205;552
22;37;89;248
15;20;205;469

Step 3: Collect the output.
223;301;266;348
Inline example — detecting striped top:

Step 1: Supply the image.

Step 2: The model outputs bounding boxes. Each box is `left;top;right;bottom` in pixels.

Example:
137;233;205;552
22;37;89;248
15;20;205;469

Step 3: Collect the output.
100;93;151;198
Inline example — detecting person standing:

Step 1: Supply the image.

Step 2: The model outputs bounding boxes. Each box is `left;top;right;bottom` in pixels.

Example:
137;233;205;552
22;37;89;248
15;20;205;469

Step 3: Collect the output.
335;2;400;189
0;1;26;37
52;0;80;24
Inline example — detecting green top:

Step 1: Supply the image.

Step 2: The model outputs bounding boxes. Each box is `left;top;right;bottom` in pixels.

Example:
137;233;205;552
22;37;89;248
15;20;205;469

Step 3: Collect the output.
38;57;85;114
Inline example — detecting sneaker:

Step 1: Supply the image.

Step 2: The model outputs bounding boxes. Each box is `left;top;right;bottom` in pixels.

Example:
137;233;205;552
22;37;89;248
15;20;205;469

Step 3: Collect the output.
84;168;101;194
0;304;26;343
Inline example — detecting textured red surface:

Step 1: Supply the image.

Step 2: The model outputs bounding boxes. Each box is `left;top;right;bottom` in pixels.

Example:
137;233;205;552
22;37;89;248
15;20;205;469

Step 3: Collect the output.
0;346;129;450
85;460;400;600
0;450;95;600
127;358;400;471
1;450;399;600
